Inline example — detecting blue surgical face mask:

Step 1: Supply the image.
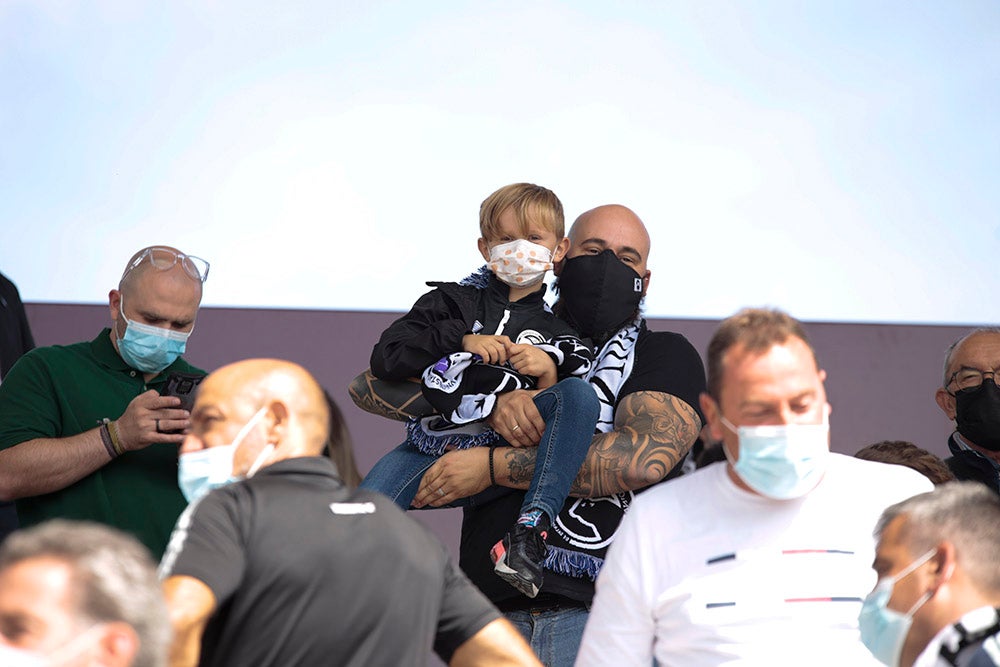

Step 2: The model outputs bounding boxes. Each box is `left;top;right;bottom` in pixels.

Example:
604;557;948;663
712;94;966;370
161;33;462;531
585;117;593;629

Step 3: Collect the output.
178;408;272;503
859;549;937;667
721;415;829;499
115;298;191;373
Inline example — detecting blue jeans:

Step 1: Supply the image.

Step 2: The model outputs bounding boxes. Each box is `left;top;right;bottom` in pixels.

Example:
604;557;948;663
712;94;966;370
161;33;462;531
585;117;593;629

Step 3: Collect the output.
504;606;589;667
361;377;599;521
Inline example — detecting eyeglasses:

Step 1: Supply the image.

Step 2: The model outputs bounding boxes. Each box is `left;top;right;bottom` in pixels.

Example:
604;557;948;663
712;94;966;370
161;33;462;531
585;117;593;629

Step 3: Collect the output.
946;367;1000;393
121;246;210;284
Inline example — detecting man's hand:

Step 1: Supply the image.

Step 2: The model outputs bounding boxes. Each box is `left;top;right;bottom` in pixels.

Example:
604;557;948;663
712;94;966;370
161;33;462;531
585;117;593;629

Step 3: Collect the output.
412;448;491;508
461;335;512;365
487;389;543;447
506;344;557;388
115;390;191;451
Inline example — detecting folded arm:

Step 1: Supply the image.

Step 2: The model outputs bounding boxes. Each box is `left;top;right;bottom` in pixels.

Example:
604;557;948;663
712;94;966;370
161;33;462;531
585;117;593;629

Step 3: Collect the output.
414;389;701;506
0;390;188;500
497;389;702;496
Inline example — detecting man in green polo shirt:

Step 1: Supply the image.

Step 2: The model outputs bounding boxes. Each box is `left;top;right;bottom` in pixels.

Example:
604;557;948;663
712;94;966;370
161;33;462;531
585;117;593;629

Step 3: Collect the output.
0;246;209;557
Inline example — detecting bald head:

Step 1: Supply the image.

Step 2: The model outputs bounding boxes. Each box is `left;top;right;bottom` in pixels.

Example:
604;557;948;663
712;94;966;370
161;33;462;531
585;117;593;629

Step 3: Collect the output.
184;359;331;474
570;204;650;265
119;246;204;298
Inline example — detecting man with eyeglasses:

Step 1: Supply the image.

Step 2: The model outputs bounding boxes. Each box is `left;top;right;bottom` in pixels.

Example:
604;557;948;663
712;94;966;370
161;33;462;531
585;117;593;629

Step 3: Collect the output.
935;328;1000;494
0;246;208;557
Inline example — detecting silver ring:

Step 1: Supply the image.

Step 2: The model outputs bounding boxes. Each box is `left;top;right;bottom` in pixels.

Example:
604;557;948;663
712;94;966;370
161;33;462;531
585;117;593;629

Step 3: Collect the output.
155;419;161;433
511;423;521;432
437;488;445;497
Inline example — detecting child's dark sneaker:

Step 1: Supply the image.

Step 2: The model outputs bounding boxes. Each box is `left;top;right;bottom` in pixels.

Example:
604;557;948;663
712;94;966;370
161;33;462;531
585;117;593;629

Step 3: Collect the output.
490;520;548;598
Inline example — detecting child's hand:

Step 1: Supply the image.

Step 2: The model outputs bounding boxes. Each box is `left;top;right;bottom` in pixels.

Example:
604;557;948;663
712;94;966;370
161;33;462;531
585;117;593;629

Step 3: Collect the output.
462;334;512;365
506;343;557;388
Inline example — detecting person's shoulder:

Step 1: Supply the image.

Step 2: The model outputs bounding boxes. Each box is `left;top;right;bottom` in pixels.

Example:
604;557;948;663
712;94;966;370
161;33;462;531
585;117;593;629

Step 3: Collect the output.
637;325;699;353
637;463;726;508
828;453;935;495
6;337;90;371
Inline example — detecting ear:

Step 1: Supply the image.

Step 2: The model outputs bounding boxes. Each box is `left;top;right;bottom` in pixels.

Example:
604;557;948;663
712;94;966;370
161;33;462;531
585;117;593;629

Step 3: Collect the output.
699;392;725;444
108;289;122;322
641;269;651;295
478;238;491;263
266;401;290;445
551;237;570;264
931;541;957;588
95;622;140;667
936;387;957;421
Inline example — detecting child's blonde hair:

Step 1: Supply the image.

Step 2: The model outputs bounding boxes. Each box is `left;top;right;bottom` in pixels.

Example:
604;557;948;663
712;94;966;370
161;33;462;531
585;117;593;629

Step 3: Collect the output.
479;183;564;241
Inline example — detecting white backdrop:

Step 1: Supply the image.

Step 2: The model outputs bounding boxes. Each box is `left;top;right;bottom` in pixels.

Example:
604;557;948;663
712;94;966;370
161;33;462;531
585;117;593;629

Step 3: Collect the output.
2;1;997;324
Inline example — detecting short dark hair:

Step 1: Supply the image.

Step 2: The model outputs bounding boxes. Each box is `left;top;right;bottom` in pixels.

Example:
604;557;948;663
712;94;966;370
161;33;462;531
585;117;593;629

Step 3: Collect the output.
854;440;955;486
707;308;817;399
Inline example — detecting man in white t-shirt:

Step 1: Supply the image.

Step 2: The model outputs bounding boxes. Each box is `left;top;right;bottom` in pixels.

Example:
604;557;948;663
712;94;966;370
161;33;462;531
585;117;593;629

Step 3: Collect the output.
859;481;1000;667
576;308;933;666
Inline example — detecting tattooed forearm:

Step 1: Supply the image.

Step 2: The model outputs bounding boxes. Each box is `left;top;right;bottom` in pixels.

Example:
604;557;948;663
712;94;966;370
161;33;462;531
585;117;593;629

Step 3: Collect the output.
497;391;700;497
505;447;539;488
572;391;701;496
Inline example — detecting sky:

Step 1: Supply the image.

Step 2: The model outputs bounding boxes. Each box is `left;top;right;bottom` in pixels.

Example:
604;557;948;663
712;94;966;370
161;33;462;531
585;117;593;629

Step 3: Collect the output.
1;0;997;324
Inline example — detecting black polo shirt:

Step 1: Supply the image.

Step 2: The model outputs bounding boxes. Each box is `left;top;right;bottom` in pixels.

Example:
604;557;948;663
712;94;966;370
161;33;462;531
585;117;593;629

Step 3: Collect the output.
161;457;499;666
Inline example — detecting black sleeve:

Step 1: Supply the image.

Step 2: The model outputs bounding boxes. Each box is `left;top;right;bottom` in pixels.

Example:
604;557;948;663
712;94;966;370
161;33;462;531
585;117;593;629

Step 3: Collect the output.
619;330;706;423
538;335;594;380
159;488;247;606
370;288;474;381
432;552;502;662
0;274;35;377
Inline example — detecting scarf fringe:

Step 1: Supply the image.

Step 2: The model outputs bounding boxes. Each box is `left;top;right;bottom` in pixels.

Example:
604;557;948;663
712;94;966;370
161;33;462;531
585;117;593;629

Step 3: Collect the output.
543;544;603;581
458;265;491;288
405;418;500;456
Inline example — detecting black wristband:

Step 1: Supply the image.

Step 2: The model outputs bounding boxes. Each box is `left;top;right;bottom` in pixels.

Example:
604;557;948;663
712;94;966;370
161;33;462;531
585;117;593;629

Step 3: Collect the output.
489;445;497;486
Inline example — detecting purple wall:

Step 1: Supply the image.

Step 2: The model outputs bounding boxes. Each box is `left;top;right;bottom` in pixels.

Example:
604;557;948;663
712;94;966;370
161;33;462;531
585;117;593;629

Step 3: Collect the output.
24;302;969;558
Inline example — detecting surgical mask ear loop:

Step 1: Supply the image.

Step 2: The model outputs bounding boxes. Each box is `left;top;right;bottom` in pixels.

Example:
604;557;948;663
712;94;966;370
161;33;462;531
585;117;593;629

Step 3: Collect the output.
894;548;940;617
246;443;276;478
231;407;269;477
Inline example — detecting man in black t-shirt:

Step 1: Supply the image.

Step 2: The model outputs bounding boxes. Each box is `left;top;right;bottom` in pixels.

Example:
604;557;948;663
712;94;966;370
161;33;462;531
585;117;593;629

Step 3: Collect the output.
160;359;540;667
408;205;707;666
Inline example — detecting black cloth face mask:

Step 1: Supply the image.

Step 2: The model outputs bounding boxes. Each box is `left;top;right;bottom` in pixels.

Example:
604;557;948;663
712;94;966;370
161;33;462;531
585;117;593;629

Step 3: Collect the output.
955;378;1000;452
556;250;644;339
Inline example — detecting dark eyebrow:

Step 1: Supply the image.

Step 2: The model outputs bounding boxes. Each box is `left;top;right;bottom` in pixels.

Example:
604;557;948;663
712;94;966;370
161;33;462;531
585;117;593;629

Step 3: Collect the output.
138;308;194;329
618;246;643;261
578;238;644;262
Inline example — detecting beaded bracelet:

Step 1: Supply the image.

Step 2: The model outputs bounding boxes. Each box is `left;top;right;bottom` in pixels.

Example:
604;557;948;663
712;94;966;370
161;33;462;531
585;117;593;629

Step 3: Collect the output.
489;445;497;486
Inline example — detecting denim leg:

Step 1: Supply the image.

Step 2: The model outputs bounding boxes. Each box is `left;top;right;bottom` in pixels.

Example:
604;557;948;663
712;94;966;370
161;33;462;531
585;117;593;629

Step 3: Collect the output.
360;441;514;510
504;606;590;667
520;377;600;522
359;441;438;509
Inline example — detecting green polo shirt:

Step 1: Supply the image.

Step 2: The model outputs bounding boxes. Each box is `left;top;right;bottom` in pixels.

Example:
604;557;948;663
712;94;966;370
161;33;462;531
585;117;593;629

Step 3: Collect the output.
0;328;205;557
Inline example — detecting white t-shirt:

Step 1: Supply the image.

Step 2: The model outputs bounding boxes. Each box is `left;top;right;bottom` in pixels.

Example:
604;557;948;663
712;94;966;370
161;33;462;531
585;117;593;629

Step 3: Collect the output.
576;454;934;667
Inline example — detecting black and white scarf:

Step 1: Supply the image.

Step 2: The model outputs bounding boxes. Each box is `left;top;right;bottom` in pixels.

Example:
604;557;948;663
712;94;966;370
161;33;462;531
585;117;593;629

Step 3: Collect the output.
543;318;642;581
